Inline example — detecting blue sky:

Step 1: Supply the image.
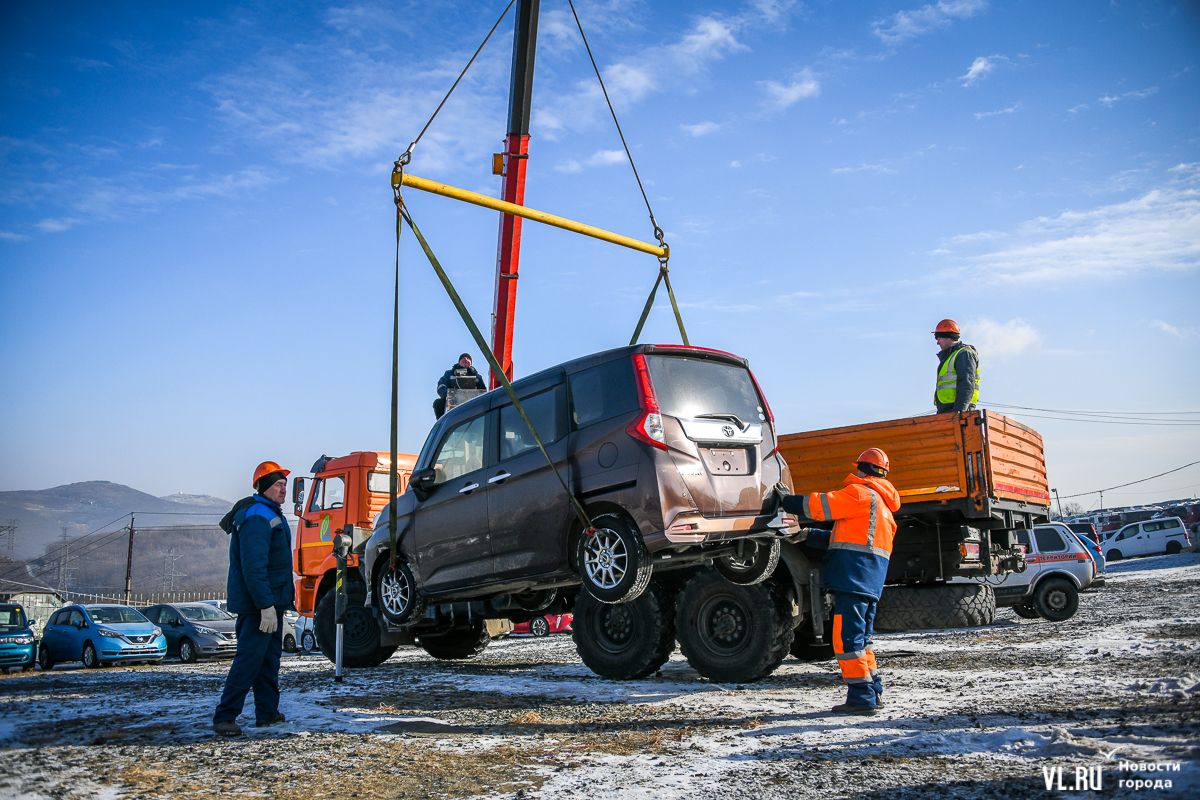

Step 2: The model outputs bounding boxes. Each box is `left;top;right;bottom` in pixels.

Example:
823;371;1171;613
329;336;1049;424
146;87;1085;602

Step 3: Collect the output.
2;0;1198;510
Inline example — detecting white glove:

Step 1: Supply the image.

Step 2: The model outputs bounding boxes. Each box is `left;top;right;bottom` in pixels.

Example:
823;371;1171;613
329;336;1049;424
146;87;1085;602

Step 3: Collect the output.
259;610;278;635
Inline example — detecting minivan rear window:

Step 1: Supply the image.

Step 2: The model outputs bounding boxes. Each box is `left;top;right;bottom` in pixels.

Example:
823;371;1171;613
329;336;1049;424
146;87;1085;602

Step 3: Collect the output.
569;359;639;429
645;356;764;425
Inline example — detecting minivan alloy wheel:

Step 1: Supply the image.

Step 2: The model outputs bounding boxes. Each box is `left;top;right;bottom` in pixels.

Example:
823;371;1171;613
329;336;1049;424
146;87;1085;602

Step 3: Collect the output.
376;560;426;626
582;529;629;591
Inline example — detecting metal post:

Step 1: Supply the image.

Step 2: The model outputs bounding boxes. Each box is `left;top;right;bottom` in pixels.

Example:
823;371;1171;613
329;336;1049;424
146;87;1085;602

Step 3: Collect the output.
124;515;136;604
1052;489;1063;520
333;531;350;682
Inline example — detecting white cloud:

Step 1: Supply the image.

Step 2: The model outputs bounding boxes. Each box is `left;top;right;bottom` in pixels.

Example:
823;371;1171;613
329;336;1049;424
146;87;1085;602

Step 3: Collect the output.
832;163;897;175
960;55;1002;86
975;103;1019;120
587;150;627;167
681;121;720;137
968;317;1040;358
1067;104;1088;113
942;182;1200;283
1099;87;1158;107
1151;320;1192;339
761;69;820;108
0;231;30;242
729;160;741;168
872;0;988;45
35;218;82;233
555;160;582;174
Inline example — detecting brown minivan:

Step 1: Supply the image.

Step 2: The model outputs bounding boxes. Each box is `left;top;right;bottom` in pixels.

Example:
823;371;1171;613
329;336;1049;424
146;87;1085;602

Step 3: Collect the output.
362;344;798;629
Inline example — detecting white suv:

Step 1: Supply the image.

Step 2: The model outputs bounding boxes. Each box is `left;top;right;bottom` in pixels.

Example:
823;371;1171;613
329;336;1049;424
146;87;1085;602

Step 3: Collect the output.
1103;517;1191;560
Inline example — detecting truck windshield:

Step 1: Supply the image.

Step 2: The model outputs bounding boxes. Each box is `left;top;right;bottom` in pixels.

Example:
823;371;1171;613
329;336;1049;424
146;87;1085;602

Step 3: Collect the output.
645;356;765;425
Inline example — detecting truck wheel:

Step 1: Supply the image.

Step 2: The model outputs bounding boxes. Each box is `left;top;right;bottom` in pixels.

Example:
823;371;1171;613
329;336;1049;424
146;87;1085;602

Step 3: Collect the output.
874;584;996;632
1033;578;1078;622
375;560;427;626
315;582;399;668
418;622;490;660
577;515;652;604
675;569;793;683
714;538;780;586
1013;601;1040;619
573;580;675;680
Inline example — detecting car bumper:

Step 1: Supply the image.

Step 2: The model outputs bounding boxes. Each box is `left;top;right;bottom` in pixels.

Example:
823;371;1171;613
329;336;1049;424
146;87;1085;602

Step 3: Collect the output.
198;639;238;658
653;510;799;547
100;636;168;661
0;644;36;666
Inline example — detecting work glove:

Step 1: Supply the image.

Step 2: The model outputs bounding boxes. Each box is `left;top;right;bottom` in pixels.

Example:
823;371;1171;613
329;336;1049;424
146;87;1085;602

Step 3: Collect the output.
773;481;792;502
259;610;278;635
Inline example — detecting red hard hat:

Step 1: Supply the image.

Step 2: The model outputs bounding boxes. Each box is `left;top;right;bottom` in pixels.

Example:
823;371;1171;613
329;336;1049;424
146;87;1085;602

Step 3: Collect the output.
252;461;290;488
854;448;890;471
933;319;960;335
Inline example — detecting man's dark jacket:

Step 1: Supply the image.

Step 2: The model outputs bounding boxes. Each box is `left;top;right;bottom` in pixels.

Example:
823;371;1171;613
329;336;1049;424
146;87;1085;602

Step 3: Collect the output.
220;495;295;615
935;342;979;413
437;364;486;398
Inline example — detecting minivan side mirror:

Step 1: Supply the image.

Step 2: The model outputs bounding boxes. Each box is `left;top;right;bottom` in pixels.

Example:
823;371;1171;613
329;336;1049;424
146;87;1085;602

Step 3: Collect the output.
293;477;306;516
73;620;83;629
410;467;437;500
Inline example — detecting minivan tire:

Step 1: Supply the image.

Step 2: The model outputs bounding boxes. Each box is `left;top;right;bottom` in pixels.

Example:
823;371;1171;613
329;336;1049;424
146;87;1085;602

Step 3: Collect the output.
1033;578;1078;622
82;642;100;669
1166;541;1182;555
874;584;996;632
573;580;676;680
375;560;427;626
179;638;198;664
714;538;781;586
675;569;793;683
1107;549;1122;561
577;515;652;605
418;622;490;660
38;647;54;670
315;582;399;668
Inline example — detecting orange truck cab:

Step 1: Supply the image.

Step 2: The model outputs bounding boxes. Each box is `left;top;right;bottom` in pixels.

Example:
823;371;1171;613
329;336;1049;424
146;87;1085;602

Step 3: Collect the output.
292;451;417;620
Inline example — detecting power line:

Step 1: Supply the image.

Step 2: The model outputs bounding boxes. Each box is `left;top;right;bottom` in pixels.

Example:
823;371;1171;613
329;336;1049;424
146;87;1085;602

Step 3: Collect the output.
984;402;1200;426
0;512;133;582
1057;461;1200;500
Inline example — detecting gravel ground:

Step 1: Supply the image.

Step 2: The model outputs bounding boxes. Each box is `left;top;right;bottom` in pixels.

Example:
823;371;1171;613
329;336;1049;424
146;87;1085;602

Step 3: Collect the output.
1;554;1197;799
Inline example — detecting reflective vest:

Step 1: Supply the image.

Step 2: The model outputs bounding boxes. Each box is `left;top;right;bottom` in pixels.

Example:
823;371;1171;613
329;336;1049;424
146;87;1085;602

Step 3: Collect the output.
800;475;900;559
936;345;980;406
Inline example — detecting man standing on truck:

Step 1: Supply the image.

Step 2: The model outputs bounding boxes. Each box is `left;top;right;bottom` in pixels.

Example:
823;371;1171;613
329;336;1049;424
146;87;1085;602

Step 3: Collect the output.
213;461;295;736
933;319;980;413
776;448;901;716
434;352;487;418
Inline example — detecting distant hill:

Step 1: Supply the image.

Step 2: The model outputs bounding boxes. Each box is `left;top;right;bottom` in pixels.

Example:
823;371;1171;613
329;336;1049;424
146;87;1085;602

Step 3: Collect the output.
0;481;232;559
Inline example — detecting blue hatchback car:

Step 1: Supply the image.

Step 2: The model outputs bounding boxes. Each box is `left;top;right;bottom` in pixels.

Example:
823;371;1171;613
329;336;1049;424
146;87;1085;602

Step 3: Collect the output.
0;604;37;672
39;604;166;669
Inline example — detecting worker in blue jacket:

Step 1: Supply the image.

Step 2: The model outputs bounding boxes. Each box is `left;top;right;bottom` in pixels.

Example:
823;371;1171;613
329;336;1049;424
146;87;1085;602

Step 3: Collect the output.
213;461;295;737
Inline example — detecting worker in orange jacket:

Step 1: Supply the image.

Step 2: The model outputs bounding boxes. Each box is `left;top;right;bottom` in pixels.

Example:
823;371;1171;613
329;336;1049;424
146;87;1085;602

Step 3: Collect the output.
776;448;901;715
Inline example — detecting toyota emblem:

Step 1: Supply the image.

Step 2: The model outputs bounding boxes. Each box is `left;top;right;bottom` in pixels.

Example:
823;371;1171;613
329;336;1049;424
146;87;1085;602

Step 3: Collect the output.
722;425;735;438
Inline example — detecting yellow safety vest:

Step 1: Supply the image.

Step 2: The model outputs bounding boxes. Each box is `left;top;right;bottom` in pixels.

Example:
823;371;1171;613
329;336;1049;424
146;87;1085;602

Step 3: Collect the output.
936;345;980;406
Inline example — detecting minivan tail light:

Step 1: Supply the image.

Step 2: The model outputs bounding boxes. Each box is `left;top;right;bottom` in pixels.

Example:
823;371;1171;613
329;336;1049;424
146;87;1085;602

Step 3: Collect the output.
748;368;774;424
628;354;667;450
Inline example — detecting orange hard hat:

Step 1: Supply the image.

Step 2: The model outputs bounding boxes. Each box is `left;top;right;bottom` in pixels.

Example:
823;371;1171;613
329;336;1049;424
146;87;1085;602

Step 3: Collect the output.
854;448;890;471
252;461;290;488
933;319;960;335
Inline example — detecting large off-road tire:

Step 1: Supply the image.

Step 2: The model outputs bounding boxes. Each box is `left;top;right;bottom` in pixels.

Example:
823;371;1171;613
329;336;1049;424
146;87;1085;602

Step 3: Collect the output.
714;538;781;586
1033;578;1079;622
1013;601;1040;619
874;583;996;632
577;515;652;604
418;622;490;660
573;580;676;680
375;560;426;626
315;582;399;668
675;569;793;683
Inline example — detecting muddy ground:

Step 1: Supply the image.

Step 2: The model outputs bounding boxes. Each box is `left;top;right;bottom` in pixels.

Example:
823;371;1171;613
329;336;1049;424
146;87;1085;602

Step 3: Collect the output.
1;554;1197;799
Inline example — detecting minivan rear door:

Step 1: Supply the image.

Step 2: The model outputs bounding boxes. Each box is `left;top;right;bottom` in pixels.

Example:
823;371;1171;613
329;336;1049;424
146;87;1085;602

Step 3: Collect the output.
645;353;774;517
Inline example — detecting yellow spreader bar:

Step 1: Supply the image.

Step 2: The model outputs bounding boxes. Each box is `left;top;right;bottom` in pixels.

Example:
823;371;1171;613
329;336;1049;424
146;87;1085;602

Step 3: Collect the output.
393;171;668;259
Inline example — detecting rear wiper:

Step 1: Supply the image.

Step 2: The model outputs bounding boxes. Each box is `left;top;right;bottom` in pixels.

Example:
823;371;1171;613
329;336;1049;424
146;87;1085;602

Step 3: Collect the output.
696;413;746;431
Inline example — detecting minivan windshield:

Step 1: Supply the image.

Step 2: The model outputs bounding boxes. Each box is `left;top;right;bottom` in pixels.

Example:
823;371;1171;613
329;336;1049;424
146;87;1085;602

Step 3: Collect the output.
645;356;765;425
0;606;27;629
178;605;234;621
87;606;149;624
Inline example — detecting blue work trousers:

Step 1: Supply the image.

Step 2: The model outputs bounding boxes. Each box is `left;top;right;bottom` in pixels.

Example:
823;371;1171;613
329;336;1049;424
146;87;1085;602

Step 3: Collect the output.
213;608;282;725
833;591;883;708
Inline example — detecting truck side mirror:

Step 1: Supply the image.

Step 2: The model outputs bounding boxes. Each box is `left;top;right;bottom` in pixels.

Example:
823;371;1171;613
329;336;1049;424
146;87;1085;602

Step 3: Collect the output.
293;477;306;516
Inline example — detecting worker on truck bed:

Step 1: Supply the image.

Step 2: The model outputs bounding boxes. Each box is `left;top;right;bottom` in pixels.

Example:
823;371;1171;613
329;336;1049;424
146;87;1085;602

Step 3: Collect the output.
775;448;900;716
434;352;487;419
933;318;980;413
213;461;295;737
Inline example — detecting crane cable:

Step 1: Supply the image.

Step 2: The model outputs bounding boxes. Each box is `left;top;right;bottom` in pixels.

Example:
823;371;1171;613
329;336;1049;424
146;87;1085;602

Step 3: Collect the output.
566;0;688;345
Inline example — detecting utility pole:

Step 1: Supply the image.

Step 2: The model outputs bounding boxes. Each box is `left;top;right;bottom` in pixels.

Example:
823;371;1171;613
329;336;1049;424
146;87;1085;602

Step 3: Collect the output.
0;520;16;555
489;0;540;388
124;515;136;604
56;527;72;593
1052;489;1063;520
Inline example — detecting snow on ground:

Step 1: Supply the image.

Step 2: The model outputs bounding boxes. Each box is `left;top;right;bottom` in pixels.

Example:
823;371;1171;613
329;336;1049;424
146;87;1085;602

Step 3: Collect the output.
1;553;1197;799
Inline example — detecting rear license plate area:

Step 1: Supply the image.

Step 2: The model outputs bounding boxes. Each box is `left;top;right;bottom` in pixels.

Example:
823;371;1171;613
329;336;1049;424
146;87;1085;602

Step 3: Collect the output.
699;448;754;476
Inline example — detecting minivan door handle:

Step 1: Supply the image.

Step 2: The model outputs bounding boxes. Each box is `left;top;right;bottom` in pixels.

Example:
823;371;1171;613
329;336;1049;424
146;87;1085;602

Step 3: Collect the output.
487;471;510;485
459;483;480;494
